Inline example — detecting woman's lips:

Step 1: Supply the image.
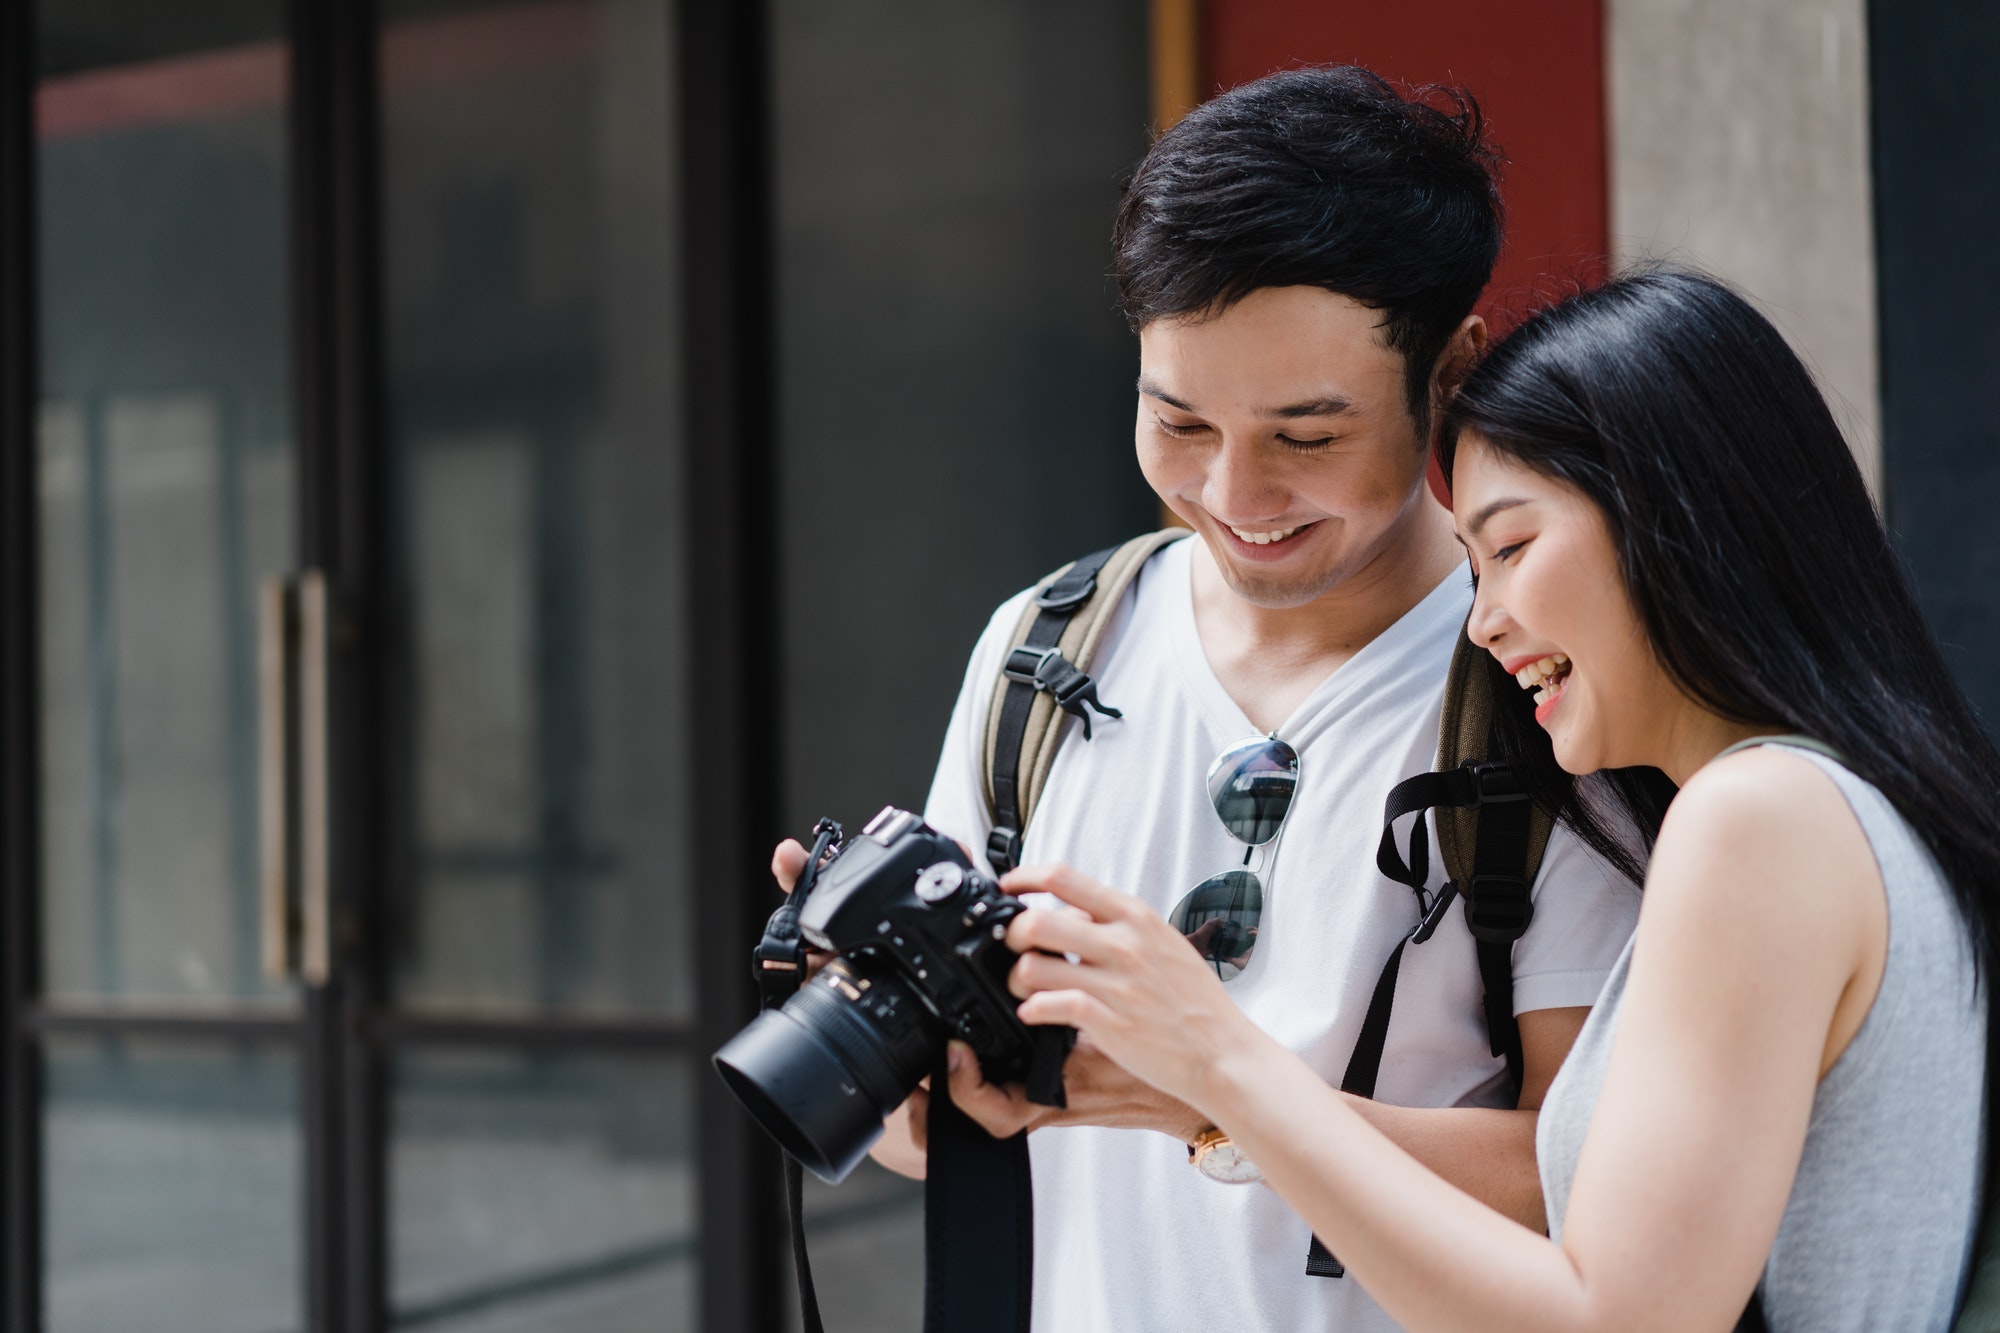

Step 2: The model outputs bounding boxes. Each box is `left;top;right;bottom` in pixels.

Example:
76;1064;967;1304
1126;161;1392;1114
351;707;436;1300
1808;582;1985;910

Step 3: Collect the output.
1534;677;1568;727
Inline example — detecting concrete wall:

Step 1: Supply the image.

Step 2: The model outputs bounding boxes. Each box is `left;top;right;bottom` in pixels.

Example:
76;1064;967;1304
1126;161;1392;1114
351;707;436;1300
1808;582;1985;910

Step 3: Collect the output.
1607;0;1880;489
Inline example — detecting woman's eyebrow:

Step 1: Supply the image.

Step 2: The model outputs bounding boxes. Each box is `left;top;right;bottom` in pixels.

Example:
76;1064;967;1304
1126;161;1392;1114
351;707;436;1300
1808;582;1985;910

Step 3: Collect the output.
1463;497;1529;537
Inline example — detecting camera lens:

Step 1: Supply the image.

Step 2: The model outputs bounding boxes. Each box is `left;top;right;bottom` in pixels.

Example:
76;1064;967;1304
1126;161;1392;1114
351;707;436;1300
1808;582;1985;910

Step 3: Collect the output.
713;957;943;1182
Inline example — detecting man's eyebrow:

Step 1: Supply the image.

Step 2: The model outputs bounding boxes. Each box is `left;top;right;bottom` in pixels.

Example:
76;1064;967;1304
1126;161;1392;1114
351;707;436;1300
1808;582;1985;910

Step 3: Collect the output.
1136;378;1355;420
1136;377;1195;412
1463;497;1529;537
1268;395;1355;420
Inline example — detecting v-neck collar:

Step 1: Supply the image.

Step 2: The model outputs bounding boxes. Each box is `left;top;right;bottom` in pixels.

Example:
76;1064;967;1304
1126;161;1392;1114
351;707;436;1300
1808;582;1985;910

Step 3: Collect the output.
1163;539;1474;749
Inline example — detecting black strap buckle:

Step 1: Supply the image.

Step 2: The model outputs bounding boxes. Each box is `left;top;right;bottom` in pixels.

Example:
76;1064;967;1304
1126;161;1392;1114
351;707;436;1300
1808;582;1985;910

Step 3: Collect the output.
1465;873;1533;942
1001;645;1122;740
987;826;1021;873
1460;761;1528;806
1003;644;1062;686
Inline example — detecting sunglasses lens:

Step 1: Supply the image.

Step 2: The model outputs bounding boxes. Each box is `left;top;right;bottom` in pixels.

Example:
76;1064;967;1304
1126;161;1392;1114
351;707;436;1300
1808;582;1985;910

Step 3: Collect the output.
1205;736;1300;846
1169;870;1264;981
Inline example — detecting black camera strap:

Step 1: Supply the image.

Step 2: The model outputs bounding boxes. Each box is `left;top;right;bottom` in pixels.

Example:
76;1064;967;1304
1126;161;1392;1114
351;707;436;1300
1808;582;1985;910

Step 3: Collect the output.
756;820;843;1333
924;1051;1037;1333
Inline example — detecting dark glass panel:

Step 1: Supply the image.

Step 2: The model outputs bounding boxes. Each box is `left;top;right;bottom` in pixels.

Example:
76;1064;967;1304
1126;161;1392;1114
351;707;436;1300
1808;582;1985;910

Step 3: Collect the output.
36;0;296;1007
773;0;1157;829
43;1038;301;1333
389;1049;694;1331
378;0;691;1019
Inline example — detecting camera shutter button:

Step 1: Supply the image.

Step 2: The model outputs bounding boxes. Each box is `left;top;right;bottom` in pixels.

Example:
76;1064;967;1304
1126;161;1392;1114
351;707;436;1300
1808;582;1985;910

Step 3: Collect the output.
915;862;964;905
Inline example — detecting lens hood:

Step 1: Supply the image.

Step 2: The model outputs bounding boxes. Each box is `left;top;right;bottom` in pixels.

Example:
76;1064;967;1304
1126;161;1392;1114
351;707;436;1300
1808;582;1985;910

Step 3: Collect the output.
714;1007;890;1183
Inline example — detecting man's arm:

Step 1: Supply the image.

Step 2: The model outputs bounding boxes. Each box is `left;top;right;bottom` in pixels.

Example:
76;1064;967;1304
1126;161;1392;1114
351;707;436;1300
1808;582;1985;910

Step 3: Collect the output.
944;1005;1588;1230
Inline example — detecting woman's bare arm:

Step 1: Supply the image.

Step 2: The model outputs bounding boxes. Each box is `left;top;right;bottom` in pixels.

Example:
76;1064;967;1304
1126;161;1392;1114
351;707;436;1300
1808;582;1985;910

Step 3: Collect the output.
1004;748;1885;1333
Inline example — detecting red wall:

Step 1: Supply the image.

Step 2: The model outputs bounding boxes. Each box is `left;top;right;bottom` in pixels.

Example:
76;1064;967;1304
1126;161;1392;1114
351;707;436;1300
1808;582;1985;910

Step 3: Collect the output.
1205;0;1608;331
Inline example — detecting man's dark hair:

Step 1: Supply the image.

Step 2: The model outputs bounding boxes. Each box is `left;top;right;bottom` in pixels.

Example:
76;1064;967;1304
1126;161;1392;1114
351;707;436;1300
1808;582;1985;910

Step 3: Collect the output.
1114;65;1505;427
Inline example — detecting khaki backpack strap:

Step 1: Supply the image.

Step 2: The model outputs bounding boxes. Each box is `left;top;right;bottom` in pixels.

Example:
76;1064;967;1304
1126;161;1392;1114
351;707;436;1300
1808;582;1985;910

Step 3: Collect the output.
979;528;1190;870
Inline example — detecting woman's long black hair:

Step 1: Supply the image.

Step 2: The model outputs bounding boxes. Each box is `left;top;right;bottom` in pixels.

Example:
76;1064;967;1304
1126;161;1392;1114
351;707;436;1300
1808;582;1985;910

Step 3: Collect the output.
1438;268;2000;977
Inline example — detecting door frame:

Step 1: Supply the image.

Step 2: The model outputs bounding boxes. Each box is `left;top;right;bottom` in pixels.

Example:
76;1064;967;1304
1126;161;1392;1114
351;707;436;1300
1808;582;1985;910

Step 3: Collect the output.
0;1;784;1329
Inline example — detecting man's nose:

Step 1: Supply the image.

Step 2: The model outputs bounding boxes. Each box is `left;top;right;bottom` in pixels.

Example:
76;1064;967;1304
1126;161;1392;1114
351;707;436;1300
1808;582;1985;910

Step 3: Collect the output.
1202;435;1289;522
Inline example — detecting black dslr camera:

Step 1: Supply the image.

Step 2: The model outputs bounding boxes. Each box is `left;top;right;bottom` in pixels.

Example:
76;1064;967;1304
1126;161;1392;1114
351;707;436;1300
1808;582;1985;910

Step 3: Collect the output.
714;807;1069;1182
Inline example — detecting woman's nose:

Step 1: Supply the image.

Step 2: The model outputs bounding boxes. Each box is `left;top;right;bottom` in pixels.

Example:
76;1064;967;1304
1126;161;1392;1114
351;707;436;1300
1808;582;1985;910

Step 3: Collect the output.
1466;578;1511;649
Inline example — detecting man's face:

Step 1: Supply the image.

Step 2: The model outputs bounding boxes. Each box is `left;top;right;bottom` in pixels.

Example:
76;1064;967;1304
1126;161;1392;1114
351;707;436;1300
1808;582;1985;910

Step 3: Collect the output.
1136;285;1435;610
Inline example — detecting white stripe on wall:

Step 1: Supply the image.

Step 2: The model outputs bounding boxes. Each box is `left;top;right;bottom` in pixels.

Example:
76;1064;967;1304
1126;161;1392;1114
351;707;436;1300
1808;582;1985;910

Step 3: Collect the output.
1607;0;1881;492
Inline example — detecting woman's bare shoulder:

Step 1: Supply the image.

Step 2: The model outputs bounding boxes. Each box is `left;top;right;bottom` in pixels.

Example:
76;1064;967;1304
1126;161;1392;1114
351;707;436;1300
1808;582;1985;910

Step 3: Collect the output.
1649;743;1878;942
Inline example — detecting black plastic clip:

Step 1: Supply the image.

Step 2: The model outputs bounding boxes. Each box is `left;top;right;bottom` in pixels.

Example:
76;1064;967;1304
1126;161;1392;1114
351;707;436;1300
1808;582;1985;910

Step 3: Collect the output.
1410;879;1462;944
987;826;1022;874
1461;761;1529;805
1002;646;1122;739
1465;874;1534;943
1034;571;1099;614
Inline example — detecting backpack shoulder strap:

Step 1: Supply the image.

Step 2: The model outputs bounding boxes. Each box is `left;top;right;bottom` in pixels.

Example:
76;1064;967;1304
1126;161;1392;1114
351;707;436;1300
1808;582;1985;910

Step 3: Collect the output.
1434;630;1554;1096
980;528;1190;871
1358;630;1558;1101
1308;625;1559;1280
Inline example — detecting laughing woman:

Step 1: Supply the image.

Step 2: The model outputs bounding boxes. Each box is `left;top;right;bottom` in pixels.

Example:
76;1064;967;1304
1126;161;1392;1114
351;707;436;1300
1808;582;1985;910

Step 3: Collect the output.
982;271;1995;1331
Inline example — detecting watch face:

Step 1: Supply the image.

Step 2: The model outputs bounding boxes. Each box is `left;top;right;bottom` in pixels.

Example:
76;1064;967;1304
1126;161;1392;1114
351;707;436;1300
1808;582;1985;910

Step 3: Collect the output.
1197;1141;1262;1185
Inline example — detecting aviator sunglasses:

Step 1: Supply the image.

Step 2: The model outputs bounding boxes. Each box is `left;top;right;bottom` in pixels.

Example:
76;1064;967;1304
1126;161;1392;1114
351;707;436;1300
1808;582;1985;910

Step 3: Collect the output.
1168;735;1300;980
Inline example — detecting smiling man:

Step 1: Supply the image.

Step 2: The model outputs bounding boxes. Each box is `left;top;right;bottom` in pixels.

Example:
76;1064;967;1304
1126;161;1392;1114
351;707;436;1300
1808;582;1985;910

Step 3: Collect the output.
775;66;1642;1332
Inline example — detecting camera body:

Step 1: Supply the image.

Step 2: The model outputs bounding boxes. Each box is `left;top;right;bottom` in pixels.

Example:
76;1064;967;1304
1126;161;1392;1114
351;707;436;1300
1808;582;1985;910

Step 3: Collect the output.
714;807;1052;1182
797;807;1040;1079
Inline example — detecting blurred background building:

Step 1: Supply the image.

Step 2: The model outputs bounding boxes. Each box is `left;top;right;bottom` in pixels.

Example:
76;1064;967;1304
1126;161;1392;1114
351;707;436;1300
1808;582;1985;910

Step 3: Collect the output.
0;1;1992;1331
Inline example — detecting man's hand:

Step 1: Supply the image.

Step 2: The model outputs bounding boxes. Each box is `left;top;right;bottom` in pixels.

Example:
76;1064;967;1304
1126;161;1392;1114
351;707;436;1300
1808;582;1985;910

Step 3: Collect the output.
943;1034;1214;1144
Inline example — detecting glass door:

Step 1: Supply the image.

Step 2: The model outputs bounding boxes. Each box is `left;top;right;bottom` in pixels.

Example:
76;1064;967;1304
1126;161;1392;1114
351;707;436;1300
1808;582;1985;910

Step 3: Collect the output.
372;1;700;1326
14;2;721;1330
29;4;306;1330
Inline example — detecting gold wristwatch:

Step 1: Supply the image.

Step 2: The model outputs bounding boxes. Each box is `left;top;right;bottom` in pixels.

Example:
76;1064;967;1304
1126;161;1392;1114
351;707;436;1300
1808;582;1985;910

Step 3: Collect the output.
1187;1127;1262;1184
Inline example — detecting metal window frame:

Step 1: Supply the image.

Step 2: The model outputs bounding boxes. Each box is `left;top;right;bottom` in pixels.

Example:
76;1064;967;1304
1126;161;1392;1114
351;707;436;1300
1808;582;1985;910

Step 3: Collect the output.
0;0;44;1327
289;0;388;1326
679;2;785;1330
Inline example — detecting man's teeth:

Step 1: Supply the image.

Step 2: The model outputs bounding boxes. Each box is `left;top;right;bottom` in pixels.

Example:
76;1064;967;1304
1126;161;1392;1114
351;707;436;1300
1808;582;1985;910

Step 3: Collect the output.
1514;654;1571;704
1229;524;1301;546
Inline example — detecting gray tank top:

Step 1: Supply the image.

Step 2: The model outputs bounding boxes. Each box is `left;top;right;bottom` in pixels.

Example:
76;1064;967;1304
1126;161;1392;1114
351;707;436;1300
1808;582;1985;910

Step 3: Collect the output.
1537;742;1986;1331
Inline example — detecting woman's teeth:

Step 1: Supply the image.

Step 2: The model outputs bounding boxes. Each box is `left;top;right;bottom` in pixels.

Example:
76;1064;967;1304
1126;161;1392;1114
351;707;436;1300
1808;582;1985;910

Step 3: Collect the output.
1515;653;1571;706
1229;524;1301;546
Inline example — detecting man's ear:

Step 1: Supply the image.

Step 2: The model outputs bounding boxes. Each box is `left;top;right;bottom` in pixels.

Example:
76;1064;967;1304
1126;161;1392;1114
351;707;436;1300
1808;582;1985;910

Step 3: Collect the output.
1431;314;1489;412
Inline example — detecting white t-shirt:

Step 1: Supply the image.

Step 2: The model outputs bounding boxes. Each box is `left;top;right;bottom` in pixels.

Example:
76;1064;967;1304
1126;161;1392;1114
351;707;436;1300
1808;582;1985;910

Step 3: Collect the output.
923;536;1641;1333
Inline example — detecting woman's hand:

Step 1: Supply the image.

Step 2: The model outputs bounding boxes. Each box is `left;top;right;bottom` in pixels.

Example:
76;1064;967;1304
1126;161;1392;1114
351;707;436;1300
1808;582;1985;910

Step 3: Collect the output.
999;862;1257;1112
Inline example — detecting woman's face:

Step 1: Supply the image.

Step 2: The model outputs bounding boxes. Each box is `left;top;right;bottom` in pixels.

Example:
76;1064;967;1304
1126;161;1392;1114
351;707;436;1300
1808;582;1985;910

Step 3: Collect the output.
1453;435;1680;774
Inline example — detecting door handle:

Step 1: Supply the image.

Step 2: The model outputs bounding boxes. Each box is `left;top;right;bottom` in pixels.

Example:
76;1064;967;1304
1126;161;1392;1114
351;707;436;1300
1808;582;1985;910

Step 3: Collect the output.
257;569;336;986
298;569;333;987
258;578;301;979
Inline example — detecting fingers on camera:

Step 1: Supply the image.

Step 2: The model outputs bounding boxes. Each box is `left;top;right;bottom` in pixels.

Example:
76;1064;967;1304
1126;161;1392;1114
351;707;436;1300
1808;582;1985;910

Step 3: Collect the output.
771;838;808;892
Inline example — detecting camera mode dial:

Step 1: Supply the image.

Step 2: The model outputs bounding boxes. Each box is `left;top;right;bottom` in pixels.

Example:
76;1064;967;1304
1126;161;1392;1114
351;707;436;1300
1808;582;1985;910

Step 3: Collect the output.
914;861;965;905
